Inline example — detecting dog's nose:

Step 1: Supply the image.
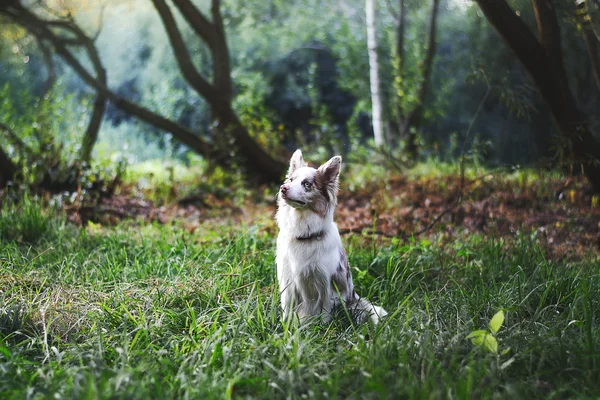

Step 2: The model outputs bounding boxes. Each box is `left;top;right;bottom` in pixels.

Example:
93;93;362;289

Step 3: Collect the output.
280;184;288;193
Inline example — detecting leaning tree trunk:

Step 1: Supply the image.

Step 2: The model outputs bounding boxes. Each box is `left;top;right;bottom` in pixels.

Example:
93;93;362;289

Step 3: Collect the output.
576;0;600;91
475;0;600;191
73;27;108;164
0;144;16;188
366;0;385;147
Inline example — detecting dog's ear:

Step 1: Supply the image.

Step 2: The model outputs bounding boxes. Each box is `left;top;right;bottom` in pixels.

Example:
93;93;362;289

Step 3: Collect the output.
288;149;307;177
316;156;341;200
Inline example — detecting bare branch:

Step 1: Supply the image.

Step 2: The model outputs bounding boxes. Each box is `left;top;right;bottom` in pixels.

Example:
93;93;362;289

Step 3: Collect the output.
91;4;106;42
210;0;233;102
2;0;287;183
385;0;398;23
171;0;215;45
151;0;218;103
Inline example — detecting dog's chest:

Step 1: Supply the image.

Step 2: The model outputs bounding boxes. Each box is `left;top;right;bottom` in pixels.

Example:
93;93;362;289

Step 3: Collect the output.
285;238;340;277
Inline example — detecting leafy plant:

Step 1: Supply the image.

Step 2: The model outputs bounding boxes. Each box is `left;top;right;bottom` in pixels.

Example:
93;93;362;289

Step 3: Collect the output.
0;193;60;243
466;309;505;354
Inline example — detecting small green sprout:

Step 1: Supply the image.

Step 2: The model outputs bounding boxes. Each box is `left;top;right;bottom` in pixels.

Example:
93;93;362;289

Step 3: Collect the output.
466;310;505;354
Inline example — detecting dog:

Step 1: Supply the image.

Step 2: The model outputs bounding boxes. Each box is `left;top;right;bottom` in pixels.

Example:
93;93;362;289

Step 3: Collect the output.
275;150;387;324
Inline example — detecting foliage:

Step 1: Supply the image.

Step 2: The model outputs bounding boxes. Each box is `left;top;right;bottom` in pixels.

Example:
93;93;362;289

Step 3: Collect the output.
0;84;80;187
0;83;126;201
466;309;505;354
2;0;597;172
0;194;62;243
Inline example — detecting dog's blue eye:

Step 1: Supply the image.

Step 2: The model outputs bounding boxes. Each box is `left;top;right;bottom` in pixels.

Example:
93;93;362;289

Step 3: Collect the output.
302;179;312;190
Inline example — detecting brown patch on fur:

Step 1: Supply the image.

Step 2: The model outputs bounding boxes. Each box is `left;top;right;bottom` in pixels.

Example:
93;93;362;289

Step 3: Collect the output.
309;179;331;217
314;161;340;216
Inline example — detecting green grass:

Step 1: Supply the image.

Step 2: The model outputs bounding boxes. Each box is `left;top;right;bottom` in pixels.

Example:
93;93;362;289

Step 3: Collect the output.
0;198;599;399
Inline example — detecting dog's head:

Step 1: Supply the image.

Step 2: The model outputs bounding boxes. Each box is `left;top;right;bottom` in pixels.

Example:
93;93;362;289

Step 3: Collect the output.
278;149;341;216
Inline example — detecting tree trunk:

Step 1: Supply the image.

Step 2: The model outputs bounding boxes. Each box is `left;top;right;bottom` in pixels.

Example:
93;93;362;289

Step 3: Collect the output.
474;0;600;191
394;0;406;147
152;0;286;183
0;144;16;188
394;0;440;160
366;0;385;147
79;36;107;164
405;0;440;158
80;94;107;164
577;0;600;91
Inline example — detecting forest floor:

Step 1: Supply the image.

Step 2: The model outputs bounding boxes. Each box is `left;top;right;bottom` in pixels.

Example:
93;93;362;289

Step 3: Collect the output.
1;162;599;398
70;164;600;261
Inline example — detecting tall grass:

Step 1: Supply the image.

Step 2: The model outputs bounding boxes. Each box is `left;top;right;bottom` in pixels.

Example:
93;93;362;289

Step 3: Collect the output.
0;199;599;398
0;194;64;244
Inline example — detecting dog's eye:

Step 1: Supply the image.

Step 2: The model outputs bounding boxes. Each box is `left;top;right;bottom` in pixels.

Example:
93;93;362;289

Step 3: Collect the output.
302;179;312;190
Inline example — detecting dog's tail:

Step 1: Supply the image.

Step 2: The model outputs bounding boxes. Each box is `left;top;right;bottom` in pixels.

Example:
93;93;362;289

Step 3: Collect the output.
351;297;388;325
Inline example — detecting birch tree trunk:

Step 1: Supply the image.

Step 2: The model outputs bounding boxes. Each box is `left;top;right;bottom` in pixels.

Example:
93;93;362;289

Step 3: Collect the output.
366;0;385;147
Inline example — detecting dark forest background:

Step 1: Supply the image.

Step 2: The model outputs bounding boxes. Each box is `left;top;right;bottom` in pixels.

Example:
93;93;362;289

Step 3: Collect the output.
0;0;599;190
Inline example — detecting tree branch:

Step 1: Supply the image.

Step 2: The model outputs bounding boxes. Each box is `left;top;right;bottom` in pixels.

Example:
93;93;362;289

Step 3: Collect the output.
20;9;109;164
171;0;216;45
475;0;600;191
210;0;233;103
473;0;574;121
385;0;398;22
151;0;218;104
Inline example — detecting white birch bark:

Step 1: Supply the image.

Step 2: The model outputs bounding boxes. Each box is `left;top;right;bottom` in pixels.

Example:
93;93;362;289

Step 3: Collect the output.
366;0;385;147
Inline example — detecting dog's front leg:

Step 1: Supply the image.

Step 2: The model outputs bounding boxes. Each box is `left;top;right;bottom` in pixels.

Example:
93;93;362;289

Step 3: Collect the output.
278;277;294;316
320;295;335;323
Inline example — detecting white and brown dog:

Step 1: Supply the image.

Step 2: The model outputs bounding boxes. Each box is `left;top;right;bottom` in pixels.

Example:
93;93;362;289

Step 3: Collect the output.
276;150;387;324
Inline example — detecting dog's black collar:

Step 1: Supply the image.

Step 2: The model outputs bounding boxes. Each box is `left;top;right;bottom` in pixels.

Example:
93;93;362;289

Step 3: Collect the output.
296;231;325;241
